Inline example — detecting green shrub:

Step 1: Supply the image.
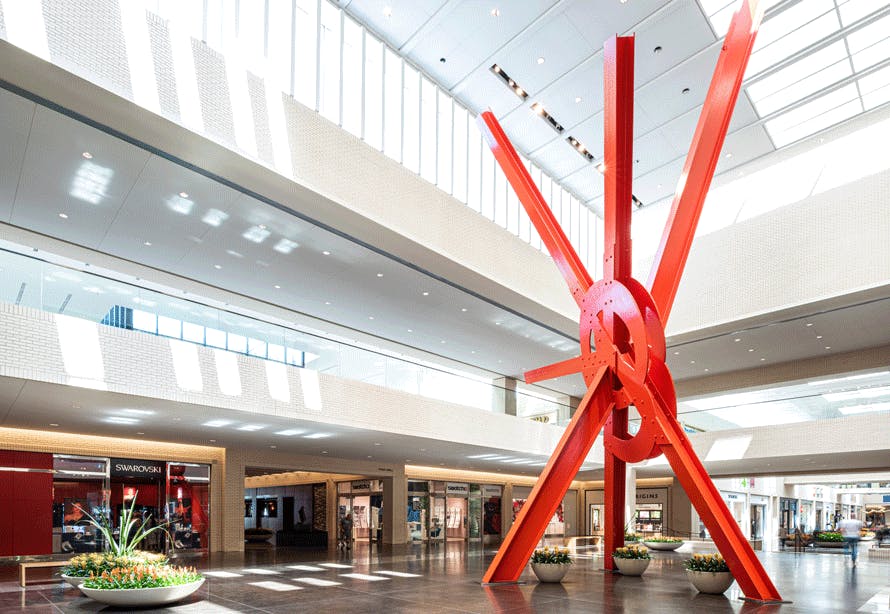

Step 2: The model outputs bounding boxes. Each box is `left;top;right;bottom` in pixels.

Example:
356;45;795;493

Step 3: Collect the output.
816;531;843;542
644;537;684;543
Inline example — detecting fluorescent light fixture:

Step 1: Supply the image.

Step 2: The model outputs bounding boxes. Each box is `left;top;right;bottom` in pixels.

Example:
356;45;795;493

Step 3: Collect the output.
242;226;272;243
273;238;299;254
120;408;154;416
70;161;113;204
704;435;753;461
166;193;194;215
105;417;140;425
838;401;890;415
303;433;331;439
237;424;265;431
807;371;890;386
201;208;229;227
203;419;233;427
467;454;499;459
274;429;306;436
822;385;890;402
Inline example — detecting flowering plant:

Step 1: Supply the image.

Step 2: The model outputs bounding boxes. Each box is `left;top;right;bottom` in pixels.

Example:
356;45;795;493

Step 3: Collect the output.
685;553;730;572
82;565;202;590
60;551;168;578
644;537;683;543
530;546;572;564
612;545;650;560
624;532;641;542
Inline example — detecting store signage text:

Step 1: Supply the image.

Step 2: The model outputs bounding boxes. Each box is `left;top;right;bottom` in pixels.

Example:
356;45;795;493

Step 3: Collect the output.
446;483;469;496
110;458;165;478
351;480;371;492
483;485;502;497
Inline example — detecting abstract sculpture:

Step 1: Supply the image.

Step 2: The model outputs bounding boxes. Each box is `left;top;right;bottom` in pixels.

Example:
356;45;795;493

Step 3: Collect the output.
477;0;782;603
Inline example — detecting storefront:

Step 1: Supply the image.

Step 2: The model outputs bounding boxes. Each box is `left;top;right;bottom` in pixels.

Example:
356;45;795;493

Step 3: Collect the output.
749;494;768;550
405;481;502;544
514;486;576;539
0;450;211;557
780;497;798;537
338;479;383;543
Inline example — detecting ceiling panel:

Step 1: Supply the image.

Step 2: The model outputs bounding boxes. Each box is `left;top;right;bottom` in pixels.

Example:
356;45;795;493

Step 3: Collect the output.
0;89;34;223
533;137;589;181
714;123;775;175
338;0;448;50
499;103;567;155
11;105;151;248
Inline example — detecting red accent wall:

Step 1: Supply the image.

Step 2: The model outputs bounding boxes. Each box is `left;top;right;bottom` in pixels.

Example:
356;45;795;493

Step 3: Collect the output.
0;450;53;556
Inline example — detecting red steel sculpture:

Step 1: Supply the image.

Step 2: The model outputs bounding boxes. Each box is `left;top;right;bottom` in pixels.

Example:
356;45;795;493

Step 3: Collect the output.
477;0;782;603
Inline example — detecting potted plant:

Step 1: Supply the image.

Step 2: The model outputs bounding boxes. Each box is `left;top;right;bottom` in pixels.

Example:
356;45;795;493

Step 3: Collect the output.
624;531;641;543
60;551;167;587
814;531;844;547
79;564;204;607
529;546;572;583
685;553;734;594
643;536;685;551
612;544;651;576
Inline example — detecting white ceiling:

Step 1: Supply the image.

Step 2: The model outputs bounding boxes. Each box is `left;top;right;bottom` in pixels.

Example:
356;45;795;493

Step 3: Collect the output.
340;0;890;212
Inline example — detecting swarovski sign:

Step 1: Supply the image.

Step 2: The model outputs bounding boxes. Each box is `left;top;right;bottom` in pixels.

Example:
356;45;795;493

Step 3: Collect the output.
110;458;165;478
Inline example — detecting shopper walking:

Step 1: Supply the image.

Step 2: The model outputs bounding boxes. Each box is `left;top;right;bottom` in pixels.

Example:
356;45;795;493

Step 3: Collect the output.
839;514;863;567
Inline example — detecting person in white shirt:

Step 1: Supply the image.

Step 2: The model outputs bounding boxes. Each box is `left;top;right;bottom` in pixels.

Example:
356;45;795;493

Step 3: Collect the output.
838;515;863;567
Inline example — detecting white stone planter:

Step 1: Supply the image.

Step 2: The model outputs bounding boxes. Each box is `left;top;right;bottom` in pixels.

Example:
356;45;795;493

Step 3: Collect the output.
613;557;650;576
643;540;684;551
686;570;733;594
530;562;571;583
79;578;204;606
60;574;85;588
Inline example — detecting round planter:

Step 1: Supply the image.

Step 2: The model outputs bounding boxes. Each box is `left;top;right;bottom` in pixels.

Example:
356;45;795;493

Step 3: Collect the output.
686;570;733;594
613;557;650;576
815;541;844;548
79;578;204;607
643;540;684;551
530;562;571;583
60;574;85;588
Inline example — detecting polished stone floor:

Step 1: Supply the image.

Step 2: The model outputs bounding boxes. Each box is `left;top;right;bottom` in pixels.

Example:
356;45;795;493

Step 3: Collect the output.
1;543;888;613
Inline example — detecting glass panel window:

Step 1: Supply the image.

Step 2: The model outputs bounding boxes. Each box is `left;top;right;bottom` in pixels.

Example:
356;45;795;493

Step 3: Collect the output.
420;77;438;183
341;15;363;137
286;347;304;366
228;333;247;354
182;321;205;344
205;327;226;349
506;184;519;235
268;343;285;362
467;121;482;212
248;337;267;358
133;309;157;333
383;48;403;162
437;90;453;193
452;105;468;202
570;197;581;247
579;206;590;270
494;171;507;228
318;1;341;123
402;64;421;173
293;0;318;108
267;0;293;91
480;144;495;220
157;315;182;338
364;35;384;150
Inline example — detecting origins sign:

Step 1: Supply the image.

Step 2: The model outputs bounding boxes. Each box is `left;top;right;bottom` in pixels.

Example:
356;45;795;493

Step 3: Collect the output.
110;458;165;478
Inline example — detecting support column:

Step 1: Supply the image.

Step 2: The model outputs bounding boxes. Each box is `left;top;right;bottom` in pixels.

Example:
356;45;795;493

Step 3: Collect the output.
383;466;407;544
222;447;246;552
501;482;514;537
494;377;518;416
326;478;338;547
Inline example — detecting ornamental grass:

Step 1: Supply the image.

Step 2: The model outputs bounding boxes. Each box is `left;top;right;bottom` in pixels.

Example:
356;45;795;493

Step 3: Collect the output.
684;553;730;573
530;546;572;564
612;545;651;560
82;564;202;590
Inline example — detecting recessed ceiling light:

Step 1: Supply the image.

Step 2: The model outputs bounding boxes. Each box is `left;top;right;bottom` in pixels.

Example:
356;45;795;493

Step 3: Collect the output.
368;316;375;320
324;301;331;305
725;153;733;158
734;338;741;342
214;264;222;269
179;191;189;198
58;213;68;219
825;346;831;350
270;445;277;449
575;96;582;103
690;360;696;364
420;448;426;452
471;350;476;354
806;322;814;327
49;423;59;427
673;351;680;355
748;348;755;352
407;328;413;332
367;455;373;459
490;8;500;17
461;308;467;312
274;284;280;289
422;291;429;296
82;152;93;159
374;442;382;446
321;450;328;454
704;368;710;372
383;5;392;17
322;250;330;256
760;358;766;361
537;57;545;65
376;273;383;277
440;340;446;344
495;322;502;326
816;335;823;339
682;87;690;94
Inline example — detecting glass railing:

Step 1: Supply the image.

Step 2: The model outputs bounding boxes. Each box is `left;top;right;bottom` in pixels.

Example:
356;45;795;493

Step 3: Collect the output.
0;247;573;419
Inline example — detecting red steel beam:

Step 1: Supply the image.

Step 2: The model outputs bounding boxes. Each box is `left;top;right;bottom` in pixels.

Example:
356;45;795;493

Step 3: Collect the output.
603;35;635;283
647;0;763;322
602;409;628;571
477;111;593;307
482;366;614;583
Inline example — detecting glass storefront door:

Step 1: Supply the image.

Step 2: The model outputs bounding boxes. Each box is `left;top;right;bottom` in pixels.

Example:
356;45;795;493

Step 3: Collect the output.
53;455;109;554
